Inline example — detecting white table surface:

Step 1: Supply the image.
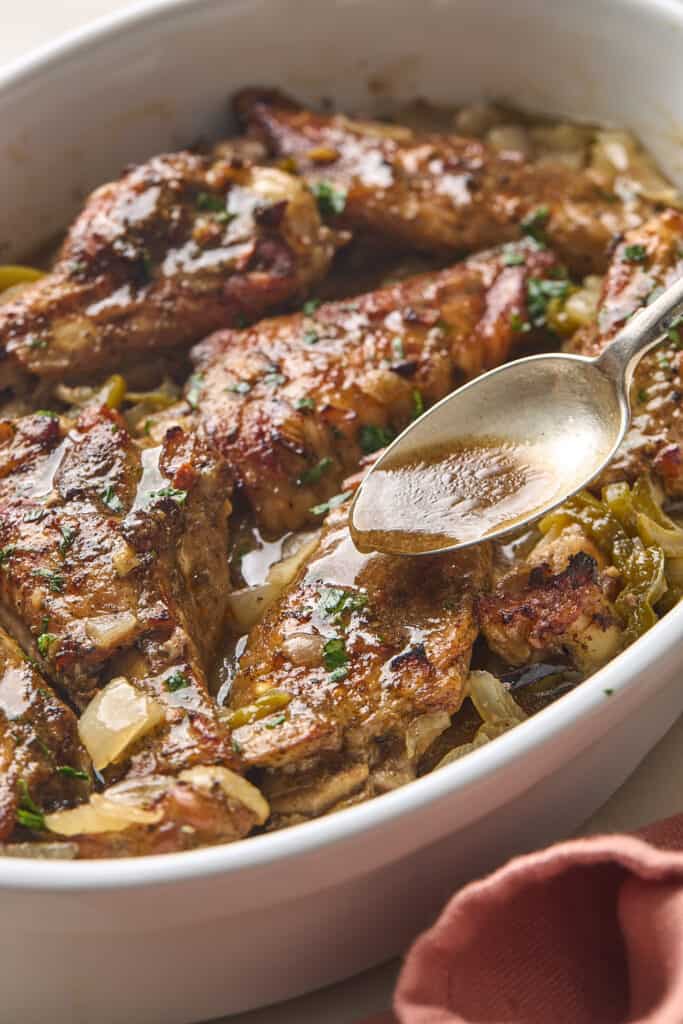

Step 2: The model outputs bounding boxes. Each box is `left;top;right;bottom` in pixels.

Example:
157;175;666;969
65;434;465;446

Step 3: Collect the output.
3;4;683;1021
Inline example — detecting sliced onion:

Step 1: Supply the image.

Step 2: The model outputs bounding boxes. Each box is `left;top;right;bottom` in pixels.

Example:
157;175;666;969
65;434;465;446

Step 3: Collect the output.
468;670;527;728
405;711;451;760
179;766;269;824
46;788;163;838
78;677;164;771
0;841;78;859
337;115;413;141
84;611;139;649
227;534;319;632
591;131;682;206
435;671;526;770
44;797;162;837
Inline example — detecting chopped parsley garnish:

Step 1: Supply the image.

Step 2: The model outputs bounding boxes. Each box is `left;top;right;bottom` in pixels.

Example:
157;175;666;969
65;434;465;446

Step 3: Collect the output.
520;205;550;243
263;371;286;387
328;666;349;683
637;388;649;404
24;508;46;523
310;489;353;516
311;181;347;216
0;545;16;567
186;373;203;410
196;191;225;211
318;587;367;619
359;423;395;454
667;316;683;346
33;735;53;760
33;568;65;594
152;486;188;505
16;779;44;831
56;765;89;781
140;250;153;280
35;409;58;420
27;334;48;350
196;192;235;224
391;337;405;360
165;670;190;692
510;312;530;333
526;276;571;328
323;637;348;674
623;244;647;264
303;328;319;345
58;524;77;555
412;389;425;419
302;298;321;316
604;688;614;696
295;396;316;412
502;247;526;266
101;485;124;513
37;632;57;657
226;380;251;395
298;456;333;486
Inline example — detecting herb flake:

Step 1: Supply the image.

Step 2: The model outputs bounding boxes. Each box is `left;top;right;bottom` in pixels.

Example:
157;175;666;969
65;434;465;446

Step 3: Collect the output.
323;637;348;673
56;765;89;781
33;568;65;594
359;423;395;454
101;485;124;514
298;456;333;486
165;670;190;692
310;490;353;517
311;181;347;216
623;244;647;264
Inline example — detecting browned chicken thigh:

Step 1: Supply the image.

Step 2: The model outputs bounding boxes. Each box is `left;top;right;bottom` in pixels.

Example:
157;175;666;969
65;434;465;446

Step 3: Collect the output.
226;502;491;825
0;408;267;855
186;239;563;533
0;155;338;391
569;210;683;497
0;627;90;843
235;88;650;276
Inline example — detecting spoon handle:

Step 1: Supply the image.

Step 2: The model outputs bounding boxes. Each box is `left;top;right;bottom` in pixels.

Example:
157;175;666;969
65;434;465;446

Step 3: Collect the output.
594;273;683;387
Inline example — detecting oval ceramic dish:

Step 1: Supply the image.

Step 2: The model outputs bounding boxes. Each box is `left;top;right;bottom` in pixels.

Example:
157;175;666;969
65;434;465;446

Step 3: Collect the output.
2;1;683;1021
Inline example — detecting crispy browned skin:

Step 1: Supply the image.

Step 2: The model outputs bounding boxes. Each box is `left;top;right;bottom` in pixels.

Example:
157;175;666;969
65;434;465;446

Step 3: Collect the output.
0;407;267;853
235;88;650;276
227;503;491;824
480;530;623;672
569;210;683;496
188;239;562;533
0;156;338;389
0;627;90;841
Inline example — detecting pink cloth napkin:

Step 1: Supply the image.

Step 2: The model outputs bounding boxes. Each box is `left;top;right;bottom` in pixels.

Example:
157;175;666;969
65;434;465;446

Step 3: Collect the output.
367;815;683;1023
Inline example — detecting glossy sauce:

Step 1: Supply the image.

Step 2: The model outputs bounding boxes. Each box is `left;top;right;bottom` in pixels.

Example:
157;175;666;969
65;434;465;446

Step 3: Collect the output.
350;436;560;554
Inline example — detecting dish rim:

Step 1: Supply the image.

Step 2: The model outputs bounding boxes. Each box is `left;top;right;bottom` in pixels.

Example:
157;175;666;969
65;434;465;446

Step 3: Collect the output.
1;0;683;892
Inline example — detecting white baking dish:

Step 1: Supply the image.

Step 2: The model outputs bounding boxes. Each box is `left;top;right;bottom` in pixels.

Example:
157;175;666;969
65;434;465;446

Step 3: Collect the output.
2;0;683;1020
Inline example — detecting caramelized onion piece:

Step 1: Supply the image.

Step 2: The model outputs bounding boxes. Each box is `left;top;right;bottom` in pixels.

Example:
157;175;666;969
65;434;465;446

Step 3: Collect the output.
227;535;319;632
44;797;162;837
179;766;269;824
78;677;164;770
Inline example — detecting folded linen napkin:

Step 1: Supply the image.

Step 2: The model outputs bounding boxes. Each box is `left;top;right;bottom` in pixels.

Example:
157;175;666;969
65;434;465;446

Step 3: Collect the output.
367;814;683;1023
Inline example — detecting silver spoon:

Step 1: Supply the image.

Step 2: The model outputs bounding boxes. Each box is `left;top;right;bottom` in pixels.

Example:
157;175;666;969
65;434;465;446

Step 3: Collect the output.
350;275;683;557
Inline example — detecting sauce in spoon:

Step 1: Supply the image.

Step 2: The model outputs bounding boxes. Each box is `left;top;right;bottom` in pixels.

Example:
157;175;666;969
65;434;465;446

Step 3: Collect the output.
350;436;562;554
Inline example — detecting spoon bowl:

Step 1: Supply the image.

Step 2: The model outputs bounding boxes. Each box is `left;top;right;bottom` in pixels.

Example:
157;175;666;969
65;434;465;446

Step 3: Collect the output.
350;276;683;556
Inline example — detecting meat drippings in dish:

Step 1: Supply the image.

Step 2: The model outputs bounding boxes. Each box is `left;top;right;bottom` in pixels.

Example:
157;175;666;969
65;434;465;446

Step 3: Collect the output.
350;438;560;553
0;89;681;857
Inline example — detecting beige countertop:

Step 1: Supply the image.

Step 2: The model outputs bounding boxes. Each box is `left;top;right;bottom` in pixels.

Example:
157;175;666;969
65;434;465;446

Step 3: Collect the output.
3;4;683;1020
